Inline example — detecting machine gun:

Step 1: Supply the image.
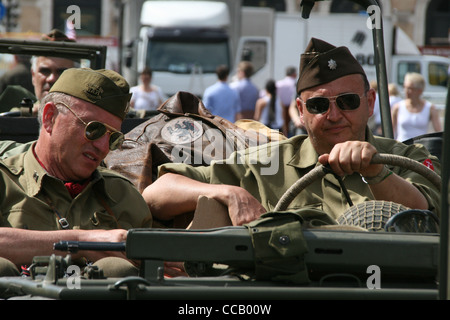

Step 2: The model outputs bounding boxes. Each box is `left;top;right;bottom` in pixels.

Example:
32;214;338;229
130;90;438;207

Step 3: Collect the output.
0;225;439;300
53;226;439;288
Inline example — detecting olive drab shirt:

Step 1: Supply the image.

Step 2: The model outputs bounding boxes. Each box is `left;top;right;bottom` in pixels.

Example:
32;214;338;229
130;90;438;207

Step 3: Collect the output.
0;145;152;230
159;128;441;220
0;140;33;159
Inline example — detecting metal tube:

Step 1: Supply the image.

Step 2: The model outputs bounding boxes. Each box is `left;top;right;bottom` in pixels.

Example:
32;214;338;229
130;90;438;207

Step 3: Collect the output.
53;241;126;253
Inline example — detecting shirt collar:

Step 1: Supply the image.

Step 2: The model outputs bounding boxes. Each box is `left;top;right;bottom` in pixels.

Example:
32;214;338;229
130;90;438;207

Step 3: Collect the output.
23;145;48;197
287;135;319;169
23;145;104;198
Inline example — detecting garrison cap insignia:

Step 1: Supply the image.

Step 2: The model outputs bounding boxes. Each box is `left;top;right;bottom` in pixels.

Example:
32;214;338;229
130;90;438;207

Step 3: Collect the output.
161;117;203;144
84;84;104;102
328;59;337;70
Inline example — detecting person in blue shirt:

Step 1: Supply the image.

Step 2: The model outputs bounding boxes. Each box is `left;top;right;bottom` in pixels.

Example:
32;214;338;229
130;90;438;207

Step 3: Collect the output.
202;65;241;123
230;61;259;119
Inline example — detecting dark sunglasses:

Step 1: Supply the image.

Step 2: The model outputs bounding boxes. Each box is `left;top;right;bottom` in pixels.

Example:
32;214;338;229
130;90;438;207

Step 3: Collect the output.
57;102;124;151
302;93;365;114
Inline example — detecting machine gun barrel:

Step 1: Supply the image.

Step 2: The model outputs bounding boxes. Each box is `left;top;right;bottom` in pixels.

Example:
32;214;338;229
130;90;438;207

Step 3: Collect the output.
54;241;126;253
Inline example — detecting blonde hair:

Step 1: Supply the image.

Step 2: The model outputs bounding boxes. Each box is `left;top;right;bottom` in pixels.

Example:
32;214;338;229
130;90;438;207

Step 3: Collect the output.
404;72;425;90
388;83;399;96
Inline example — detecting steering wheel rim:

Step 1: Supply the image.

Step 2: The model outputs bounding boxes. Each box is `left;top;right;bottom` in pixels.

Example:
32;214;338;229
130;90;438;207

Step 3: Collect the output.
274;153;441;212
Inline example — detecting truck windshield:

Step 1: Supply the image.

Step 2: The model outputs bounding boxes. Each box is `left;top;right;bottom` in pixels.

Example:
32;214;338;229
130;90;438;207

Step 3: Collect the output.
146;40;229;74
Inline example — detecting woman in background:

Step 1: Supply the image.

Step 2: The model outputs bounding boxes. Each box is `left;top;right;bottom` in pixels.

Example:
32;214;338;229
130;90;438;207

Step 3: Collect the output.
392;72;442;141
254;79;284;131
130;67;166;111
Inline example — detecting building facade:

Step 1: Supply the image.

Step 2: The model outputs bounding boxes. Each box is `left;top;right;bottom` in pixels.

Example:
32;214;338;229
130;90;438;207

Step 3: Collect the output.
2;0;449;60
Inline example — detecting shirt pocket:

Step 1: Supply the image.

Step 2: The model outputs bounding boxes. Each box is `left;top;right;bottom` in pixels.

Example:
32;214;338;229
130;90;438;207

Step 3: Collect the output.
87;211;120;230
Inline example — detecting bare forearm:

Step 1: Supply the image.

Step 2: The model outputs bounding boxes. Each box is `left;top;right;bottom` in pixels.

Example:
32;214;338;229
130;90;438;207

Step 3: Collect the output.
0;228;128;267
369;173;428;210
142;173;266;225
0;228;82;266
142;173;224;220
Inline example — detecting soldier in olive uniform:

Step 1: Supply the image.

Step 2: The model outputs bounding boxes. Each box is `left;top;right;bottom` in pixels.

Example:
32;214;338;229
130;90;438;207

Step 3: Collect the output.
0;68;152;277
142;38;440;226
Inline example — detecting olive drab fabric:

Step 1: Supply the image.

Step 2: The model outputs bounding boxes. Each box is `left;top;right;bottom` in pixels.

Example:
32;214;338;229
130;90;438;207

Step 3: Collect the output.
159;128;441;220
103;91;275;193
49;68;132;120
0;146;152;230
297;37;368;94
0;85;36;113
244;209;330;284
0;141;33;159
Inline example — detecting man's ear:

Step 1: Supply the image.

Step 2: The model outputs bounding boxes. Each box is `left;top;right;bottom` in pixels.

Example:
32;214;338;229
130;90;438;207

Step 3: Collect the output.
367;88;377;117
296;97;305;124
42;102;57;133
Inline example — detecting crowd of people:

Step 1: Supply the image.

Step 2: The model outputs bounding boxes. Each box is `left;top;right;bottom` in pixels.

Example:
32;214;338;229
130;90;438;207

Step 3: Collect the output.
0;30;443;281
202;60;300;138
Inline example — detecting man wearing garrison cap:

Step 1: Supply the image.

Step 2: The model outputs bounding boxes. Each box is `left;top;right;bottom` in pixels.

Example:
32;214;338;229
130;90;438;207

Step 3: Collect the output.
29;29;78;115
0;29;75;117
0;68;152;279
0;30;79;160
142;37;440;229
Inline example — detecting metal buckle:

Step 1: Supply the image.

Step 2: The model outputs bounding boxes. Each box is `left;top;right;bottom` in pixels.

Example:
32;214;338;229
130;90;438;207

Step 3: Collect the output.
58;218;70;229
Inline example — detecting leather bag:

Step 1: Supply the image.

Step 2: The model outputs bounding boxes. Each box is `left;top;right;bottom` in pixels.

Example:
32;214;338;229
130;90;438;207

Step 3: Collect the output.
104;91;273;192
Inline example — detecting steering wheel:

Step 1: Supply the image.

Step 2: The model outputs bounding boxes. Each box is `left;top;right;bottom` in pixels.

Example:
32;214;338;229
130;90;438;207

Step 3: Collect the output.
274;153;441;232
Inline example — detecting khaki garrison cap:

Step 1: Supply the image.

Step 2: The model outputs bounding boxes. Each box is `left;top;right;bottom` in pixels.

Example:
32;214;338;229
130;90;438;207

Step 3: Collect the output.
296;38;367;94
49;68;132;120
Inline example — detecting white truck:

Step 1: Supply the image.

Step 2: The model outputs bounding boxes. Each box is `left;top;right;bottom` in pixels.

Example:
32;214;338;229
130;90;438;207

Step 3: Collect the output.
238;9;449;108
125;1;449;108
126;0;233;98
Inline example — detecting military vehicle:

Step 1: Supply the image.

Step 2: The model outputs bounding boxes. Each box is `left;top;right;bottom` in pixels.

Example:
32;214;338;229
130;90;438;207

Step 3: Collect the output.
0;38;149;141
0;39;106;142
0;0;448;304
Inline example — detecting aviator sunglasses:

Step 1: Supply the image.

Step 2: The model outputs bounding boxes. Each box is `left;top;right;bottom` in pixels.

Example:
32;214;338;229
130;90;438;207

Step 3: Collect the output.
56;102;124;151
301;93;365;114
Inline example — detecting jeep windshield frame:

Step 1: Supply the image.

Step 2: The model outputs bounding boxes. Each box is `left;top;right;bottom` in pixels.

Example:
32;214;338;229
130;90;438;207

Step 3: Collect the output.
0;39;107;69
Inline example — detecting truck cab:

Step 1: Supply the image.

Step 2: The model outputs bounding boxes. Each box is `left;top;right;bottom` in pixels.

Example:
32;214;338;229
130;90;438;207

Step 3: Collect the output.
134;1;232;97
